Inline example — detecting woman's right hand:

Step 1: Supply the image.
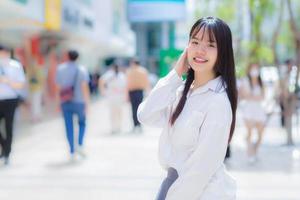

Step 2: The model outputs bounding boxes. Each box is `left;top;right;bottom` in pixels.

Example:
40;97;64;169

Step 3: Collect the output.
174;48;189;77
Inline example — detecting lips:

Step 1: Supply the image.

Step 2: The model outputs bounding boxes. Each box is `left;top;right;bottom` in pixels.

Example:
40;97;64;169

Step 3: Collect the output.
193;57;208;64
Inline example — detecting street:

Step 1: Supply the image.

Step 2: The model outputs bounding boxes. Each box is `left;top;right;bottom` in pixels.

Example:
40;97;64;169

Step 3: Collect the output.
0;99;299;200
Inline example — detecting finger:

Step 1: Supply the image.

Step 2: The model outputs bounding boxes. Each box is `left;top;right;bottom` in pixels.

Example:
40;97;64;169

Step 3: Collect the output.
181;48;187;58
178;49;188;63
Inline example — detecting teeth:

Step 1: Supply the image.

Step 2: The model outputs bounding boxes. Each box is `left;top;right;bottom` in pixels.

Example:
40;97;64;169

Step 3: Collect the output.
194;57;207;62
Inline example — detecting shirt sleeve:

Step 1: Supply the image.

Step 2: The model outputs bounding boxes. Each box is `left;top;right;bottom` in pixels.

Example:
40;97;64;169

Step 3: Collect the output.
101;70;112;83
12;61;26;83
79;67;89;83
166;96;232;200
137;69;183;127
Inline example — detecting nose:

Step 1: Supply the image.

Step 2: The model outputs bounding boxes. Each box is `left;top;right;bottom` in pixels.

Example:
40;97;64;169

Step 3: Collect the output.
197;43;207;55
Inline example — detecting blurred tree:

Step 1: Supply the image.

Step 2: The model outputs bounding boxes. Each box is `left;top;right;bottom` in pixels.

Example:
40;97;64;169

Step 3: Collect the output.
287;0;300;82
247;0;274;65
271;0;284;66
280;0;300;145
191;0;291;70
277;22;295;62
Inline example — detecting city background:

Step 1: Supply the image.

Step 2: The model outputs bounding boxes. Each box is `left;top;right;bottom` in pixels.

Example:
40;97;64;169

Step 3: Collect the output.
0;0;300;199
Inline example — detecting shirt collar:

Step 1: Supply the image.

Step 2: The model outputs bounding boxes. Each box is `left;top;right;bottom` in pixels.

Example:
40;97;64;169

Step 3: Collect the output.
189;76;226;97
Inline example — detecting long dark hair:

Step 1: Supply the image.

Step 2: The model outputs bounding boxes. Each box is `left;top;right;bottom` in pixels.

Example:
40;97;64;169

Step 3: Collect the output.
170;17;237;142
112;63;119;75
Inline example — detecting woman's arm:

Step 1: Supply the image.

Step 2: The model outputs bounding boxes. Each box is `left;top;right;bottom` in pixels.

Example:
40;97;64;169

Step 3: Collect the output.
0;76;24;89
98;78;106;97
138;49;188;127
137;69;183;127
0;63;25;90
81;81;90;112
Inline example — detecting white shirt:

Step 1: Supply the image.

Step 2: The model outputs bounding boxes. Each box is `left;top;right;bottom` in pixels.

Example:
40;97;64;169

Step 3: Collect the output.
240;78;266;122
0;59;26;100
138;70;236;200
101;69;127;103
241;78;263;98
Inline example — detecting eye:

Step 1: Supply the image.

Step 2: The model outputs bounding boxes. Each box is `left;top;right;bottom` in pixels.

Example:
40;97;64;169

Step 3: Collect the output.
191;41;198;45
208;43;216;48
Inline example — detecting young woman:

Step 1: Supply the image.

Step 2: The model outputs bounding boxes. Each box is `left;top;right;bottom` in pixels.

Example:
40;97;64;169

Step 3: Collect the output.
240;63;266;163
100;64;127;134
138;17;237;200
0;45;26;165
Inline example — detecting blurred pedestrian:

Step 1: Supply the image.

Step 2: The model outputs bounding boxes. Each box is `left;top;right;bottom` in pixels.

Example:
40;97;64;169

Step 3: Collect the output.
0;45;26;165
28;59;44;123
138;17;237;200
240;63;266;163
277;59;297;145
126;58;150;133
90;70;100;96
56;50;90;161
99;64;127;134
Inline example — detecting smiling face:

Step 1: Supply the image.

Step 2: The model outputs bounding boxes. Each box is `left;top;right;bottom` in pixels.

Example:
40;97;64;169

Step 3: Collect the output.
187;27;218;75
248;64;259;77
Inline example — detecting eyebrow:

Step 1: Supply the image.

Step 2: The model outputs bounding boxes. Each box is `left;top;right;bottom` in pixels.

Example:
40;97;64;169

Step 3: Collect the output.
191;37;216;43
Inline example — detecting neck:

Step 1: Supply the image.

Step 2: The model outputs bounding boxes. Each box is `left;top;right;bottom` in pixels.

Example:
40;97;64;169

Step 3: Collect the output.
192;71;216;89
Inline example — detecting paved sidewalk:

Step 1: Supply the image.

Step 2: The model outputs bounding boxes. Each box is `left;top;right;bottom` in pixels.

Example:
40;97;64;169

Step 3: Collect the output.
0;100;299;200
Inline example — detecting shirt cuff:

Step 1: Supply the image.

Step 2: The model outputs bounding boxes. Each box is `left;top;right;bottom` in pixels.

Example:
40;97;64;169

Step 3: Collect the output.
159;69;183;89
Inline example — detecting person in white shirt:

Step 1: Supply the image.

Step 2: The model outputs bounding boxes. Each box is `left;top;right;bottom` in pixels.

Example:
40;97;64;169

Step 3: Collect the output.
0;45;26;165
137;17;237;200
239;63;266;163
99;64;127;134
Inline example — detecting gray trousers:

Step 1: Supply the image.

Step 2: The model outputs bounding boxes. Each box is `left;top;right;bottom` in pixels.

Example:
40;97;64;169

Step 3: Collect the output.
156;168;178;200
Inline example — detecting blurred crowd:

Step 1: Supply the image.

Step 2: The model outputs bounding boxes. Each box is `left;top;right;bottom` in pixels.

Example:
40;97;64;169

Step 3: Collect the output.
0;44;299;166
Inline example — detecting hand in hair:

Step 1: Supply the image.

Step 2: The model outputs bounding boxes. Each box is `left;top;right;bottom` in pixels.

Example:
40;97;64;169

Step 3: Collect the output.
175;48;189;77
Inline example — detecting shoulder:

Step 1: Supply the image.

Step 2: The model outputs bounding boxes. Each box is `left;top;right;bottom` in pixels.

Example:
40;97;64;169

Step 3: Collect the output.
78;65;88;75
118;72;126;78
138;67;148;74
57;63;67;72
9;59;23;69
199;92;233;127
214;92;231;107
78;65;87;72
102;70;114;79
209;92;232;116
126;68;132;75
